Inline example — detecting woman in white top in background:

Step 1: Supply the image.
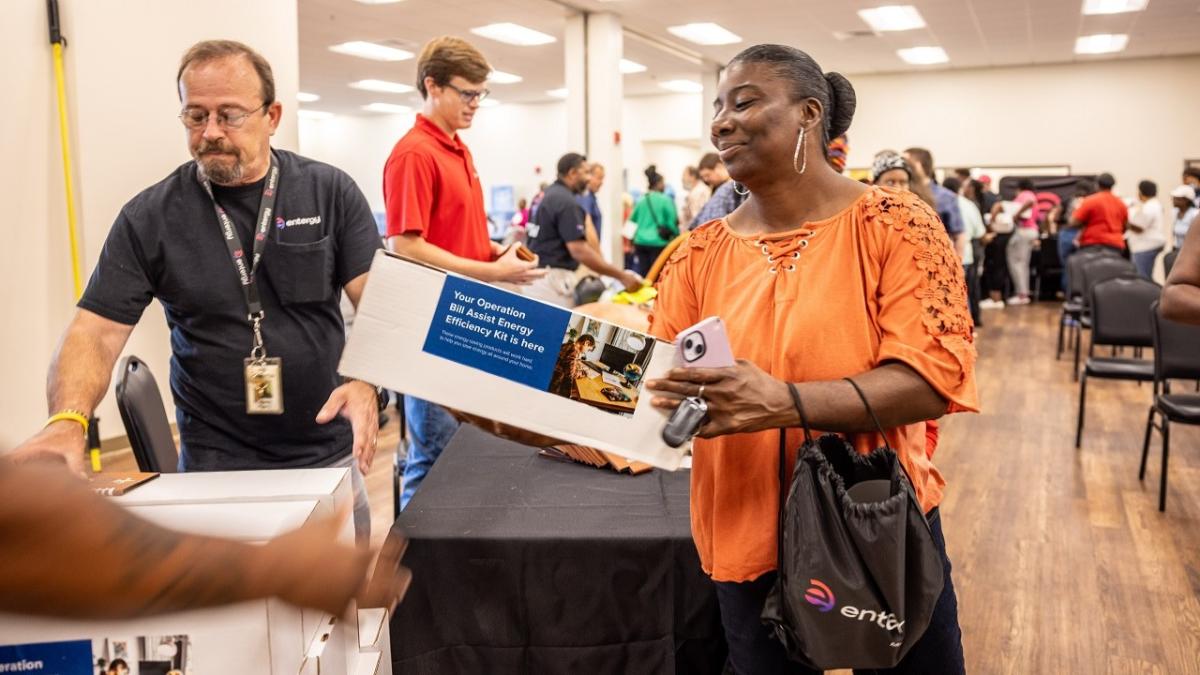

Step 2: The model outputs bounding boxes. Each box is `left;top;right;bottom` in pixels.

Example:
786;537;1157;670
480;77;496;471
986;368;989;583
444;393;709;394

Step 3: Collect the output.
1126;180;1166;279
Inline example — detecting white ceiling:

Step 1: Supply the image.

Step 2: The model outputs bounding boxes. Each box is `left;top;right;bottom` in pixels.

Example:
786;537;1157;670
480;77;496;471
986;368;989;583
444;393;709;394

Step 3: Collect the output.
298;0;1200;115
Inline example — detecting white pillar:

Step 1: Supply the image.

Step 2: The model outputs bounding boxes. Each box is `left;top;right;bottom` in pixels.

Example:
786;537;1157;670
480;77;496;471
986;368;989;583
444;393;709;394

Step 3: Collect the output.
585;13;624;265
563;15;587;154
699;62;722;154
563;12;625;266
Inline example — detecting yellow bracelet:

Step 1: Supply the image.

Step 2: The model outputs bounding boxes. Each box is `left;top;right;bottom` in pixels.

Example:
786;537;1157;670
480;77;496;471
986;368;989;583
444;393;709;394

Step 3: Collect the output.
47;410;90;434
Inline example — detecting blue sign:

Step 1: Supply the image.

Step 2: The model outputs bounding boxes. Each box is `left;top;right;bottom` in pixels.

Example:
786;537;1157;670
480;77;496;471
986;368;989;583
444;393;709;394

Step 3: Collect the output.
0;639;92;674
423;275;570;391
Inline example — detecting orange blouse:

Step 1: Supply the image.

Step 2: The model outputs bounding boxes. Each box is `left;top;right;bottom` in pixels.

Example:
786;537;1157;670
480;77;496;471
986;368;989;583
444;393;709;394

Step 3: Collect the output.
649;187;979;583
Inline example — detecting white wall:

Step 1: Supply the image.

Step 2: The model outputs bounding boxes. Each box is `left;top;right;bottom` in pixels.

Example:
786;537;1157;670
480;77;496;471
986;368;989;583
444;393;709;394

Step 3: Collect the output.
2;0;299;447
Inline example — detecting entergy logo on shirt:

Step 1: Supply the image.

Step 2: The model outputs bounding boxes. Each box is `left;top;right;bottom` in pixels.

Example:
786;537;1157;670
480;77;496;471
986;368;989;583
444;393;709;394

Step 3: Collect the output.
275;214;322;229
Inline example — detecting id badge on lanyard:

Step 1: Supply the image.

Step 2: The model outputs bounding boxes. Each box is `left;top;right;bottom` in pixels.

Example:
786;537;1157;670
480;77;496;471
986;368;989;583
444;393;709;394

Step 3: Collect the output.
201;156;285;415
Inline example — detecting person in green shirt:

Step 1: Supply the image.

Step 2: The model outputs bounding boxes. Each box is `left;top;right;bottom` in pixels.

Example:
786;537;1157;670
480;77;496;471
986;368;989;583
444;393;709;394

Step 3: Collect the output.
628;165;679;276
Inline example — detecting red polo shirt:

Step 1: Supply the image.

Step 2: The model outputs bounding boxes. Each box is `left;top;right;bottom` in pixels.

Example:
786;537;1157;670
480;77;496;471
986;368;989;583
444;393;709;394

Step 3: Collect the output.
383;114;492;261
1074;190;1128;250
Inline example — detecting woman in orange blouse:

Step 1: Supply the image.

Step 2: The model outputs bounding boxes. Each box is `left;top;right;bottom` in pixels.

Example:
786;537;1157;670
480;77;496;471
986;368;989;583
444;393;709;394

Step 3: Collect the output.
646;45;978;674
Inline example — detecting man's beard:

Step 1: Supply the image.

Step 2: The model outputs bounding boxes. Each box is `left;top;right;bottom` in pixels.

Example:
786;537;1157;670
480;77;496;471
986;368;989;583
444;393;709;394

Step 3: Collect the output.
194;141;244;185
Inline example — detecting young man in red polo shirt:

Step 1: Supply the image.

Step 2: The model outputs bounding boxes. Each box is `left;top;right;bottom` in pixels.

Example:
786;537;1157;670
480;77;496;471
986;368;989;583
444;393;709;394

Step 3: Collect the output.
1070;172;1128;255
384;36;544;508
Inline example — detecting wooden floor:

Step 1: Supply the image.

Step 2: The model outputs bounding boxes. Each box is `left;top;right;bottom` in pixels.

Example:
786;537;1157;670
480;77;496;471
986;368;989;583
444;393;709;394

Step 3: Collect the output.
938;303;1200;675
102;301;1200;673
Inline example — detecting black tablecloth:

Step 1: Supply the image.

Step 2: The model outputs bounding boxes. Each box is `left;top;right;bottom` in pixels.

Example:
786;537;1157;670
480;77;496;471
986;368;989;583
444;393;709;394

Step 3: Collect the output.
389;424;726;674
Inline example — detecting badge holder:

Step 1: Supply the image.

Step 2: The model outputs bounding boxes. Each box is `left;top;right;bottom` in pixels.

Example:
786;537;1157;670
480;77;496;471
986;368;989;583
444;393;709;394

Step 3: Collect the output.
244;311;284;415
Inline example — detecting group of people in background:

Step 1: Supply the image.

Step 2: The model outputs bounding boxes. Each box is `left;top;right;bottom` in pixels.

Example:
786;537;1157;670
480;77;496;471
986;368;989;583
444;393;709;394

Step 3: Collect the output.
862;150;1200;330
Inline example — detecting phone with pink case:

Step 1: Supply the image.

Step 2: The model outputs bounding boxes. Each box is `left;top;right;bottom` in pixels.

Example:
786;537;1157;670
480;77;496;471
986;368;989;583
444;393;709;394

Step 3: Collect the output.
675;317;736;368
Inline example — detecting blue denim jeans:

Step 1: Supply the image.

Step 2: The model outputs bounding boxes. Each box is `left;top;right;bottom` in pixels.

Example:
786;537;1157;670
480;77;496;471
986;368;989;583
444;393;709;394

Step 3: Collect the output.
399;397;461;510
1132;247;1162;279
1058;227;1081;293
713;510;964;675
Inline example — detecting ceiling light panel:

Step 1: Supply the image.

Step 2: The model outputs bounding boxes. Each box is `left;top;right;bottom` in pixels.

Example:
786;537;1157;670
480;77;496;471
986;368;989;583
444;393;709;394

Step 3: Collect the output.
897;46;949;64
489;70;523;84
858;5;927;32
619;59;647;74
659;79;704;93
1081;0;1148;15
546;88;568;99
329;41;413;62
666;23;742;46
349;79;414;93
296;92;320;103
470;23;556;46
1075;33;1129;54
363;102;413;114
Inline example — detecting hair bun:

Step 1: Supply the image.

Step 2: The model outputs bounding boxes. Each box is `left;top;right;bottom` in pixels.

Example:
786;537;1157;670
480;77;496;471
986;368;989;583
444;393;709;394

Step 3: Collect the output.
823;72;856;140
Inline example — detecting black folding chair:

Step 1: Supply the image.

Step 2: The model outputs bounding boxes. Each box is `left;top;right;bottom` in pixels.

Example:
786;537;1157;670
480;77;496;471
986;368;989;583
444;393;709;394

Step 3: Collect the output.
1072;255;1138;380
1057;247;1120;360
1075;277;1160;447
1139;303;1200;511
115;356;179;473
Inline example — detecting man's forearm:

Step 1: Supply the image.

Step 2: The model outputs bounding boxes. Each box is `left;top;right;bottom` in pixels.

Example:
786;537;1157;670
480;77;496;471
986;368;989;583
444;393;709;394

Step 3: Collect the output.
388;235;495;282
47;312;131;416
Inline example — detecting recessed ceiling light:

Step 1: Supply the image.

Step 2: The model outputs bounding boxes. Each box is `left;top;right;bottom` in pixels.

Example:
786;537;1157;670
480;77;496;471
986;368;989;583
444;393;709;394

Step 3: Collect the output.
470;23;556;46
296;92;321;103
658;79;704;93
858;5;926;32
1075;33;1129;54
1082;0;1148;15
329;41;413;62
619;59;647;74
479;99;501;108
897;46;949;65
362;102;413;114
297;110;334;120
666;23;742;46
489;70;523;84
349;79;415;94
546;88;568;99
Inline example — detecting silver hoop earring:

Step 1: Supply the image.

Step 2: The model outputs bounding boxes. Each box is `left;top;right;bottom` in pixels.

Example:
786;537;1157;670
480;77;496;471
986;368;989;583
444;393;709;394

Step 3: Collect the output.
733;182;750;196
793;127;807;176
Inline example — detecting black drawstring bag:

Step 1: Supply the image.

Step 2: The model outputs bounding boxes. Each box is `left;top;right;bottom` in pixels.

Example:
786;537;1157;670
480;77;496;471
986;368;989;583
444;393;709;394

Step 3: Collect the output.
761;378;944;670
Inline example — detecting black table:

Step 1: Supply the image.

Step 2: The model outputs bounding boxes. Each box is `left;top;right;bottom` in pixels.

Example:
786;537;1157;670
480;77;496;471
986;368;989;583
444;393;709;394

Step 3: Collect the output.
389;424;726;674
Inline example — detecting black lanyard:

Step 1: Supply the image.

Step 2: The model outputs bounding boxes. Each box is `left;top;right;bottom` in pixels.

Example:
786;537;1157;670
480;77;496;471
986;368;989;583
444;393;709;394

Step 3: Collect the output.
200;156;280;319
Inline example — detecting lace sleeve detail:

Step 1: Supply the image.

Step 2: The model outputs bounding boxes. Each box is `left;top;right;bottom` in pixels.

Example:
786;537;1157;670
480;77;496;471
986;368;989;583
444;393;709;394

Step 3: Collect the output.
864;189;977;390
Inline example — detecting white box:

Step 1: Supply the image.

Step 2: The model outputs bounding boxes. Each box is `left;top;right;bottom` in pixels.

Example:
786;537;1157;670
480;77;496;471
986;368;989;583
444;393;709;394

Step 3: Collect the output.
339;251;686;470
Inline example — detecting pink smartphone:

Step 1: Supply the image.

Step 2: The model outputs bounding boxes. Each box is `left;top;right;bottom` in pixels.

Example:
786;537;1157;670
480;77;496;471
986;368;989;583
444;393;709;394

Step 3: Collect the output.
675;317;736;368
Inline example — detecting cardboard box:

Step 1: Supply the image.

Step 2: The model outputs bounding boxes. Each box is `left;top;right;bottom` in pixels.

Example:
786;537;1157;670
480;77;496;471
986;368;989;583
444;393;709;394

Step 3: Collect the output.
340;251;687;470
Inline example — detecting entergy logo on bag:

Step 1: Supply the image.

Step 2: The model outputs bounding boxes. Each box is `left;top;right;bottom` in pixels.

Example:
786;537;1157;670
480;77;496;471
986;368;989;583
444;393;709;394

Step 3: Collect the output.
805;577;905;645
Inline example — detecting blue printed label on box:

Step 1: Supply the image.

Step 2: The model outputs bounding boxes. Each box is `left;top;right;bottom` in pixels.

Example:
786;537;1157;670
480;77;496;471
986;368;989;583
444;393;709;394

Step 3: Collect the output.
422;275;571;391
0;639;92;674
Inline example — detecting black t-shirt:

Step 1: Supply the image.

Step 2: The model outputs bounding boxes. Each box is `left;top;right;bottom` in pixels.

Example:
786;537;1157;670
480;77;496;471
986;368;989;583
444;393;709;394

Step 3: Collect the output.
527;179;586;270
79;149;381;470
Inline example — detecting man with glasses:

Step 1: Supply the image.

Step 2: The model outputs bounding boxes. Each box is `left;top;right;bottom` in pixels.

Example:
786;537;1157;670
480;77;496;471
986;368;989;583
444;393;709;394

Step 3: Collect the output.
9;40;382;542
384;36;544;508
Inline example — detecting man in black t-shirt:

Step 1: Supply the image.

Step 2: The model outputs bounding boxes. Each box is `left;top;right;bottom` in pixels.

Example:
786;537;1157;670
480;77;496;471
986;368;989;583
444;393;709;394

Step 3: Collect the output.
525;153;641;307
10;41;382;539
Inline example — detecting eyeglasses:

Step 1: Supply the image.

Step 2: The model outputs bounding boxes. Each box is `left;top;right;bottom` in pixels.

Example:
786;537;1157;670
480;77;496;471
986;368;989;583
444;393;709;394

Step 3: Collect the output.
179;103;269;130
443;83;490;104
